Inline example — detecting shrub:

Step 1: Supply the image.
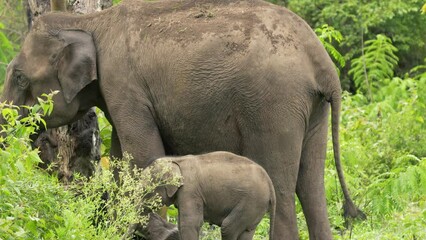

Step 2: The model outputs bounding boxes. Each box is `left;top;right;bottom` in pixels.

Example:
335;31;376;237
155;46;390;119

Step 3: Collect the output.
0;92;77;239
71;153;182;238
0;94;181;239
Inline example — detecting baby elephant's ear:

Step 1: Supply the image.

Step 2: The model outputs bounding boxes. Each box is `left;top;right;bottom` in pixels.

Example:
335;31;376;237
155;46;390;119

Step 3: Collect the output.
165;161;182;198
58;29;97;104
166;185;179;198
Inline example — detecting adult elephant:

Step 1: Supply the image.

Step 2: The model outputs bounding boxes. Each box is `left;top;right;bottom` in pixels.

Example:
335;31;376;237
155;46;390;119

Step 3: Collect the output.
1;0;363;238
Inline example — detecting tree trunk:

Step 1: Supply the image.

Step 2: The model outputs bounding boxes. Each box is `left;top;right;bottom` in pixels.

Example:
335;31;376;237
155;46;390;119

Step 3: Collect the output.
26;0;50;28
26;0;112;26
50;0;67;11
69;0;112;14
26;0;112;183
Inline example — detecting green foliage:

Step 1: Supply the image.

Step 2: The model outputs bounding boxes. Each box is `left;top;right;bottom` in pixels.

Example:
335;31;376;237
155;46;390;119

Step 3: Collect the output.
266;0;288;6
254;216;271;240
96;108;113;156
0;23;16;85
409;58;426;80
200;224;221;239
0;92;70;239
322;73;426;239
0;0;26;86
71;153;182;238
349;34;399;99
0;95;181;239
315;24;345;75
288;0;426;89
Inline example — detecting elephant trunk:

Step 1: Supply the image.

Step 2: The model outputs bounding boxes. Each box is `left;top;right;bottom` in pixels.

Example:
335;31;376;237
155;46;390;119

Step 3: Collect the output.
330;92;366;221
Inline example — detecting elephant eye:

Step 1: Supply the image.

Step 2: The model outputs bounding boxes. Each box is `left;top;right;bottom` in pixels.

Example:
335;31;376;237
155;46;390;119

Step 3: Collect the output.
15;73;29;90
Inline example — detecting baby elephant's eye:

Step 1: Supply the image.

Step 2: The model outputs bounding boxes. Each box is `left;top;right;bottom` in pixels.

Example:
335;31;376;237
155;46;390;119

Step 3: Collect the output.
15;73;29;89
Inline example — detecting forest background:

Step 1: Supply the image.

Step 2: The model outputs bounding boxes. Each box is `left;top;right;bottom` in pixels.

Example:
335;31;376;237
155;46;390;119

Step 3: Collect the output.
0;0;425;239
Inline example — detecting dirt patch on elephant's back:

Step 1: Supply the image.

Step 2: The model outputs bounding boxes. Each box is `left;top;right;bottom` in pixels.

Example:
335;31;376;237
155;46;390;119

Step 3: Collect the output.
129;0;266;46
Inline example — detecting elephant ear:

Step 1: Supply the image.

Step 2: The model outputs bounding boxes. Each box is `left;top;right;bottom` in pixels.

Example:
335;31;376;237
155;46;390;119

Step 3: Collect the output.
165;184;179;198
166;162;182;198
57;29;97;104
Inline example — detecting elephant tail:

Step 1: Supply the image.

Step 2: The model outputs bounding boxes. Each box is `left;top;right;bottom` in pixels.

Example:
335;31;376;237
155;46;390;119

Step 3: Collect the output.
329;90;366;221
268;176;276;240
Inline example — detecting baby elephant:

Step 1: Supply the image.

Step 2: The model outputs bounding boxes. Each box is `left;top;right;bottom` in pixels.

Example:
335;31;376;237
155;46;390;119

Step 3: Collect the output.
151;151;275;240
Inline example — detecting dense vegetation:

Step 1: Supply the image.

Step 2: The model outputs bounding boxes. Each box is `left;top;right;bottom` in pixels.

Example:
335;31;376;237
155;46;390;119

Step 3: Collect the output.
0;93;181;239
1;0;425;239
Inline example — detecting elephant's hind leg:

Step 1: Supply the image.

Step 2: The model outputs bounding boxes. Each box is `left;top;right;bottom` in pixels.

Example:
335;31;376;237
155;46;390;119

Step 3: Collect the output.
296;100;332;239
243;126;304;240
220;218;240;240
221;199;265;240
221;204;250;240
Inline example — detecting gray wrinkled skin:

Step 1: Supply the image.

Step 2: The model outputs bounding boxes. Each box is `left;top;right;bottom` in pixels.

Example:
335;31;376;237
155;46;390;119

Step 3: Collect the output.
152;152;276;240
0;0;363;238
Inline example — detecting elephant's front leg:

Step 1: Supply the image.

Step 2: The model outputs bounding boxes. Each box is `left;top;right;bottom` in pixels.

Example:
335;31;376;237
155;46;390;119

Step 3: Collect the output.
176;195;204;240
110;104;166;168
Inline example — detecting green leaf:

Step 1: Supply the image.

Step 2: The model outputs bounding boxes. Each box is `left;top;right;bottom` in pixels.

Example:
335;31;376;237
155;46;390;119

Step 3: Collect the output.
349;34;399;100
315;24;346;71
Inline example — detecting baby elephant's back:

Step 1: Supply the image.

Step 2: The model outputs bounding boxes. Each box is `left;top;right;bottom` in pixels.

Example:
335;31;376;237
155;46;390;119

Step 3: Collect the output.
196;151;270;184
184;152;273;210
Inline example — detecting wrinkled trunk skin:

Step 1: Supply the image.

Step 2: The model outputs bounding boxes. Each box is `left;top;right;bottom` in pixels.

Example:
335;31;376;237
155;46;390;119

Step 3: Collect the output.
25;0;109;182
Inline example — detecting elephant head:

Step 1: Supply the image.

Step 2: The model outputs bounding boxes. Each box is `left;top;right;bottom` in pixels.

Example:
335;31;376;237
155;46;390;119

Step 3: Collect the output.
151;160;182;207
1;24;99;128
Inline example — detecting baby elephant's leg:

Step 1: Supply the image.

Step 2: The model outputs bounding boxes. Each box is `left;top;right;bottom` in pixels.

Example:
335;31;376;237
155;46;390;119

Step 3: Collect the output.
221;201;264;240
221;217;242;240
238;230;256;240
